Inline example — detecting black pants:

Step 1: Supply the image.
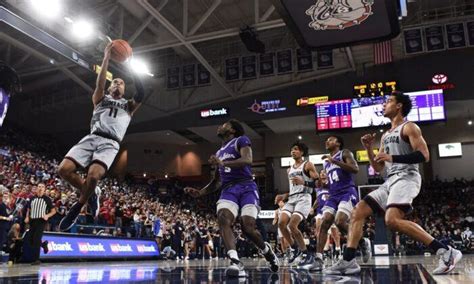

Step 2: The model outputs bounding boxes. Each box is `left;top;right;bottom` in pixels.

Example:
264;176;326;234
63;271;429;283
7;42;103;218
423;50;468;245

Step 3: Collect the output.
29;219;46;262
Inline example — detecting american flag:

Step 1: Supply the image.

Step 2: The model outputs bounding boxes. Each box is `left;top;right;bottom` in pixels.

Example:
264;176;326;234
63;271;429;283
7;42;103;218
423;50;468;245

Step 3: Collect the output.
374;40;393;65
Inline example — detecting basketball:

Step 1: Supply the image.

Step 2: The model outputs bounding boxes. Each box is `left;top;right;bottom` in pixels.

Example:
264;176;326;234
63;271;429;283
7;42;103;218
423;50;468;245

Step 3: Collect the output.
111;39;132;63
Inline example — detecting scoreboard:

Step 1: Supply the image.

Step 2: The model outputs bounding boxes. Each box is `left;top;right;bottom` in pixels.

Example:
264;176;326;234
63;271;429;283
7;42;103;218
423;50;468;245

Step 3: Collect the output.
354;81;397;97
315;99;352;130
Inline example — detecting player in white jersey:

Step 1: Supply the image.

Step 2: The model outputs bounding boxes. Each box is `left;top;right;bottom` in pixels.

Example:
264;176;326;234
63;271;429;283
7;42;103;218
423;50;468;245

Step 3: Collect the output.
57;42;144;231
325;92;462;275
275;142;318;267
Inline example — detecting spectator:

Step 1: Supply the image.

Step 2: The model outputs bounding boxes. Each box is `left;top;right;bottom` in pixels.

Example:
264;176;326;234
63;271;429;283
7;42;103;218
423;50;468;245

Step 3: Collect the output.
7;223;22;263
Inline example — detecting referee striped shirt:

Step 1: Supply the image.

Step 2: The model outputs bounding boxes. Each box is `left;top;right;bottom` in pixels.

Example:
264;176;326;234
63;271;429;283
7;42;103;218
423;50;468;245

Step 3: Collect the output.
28;196;53;219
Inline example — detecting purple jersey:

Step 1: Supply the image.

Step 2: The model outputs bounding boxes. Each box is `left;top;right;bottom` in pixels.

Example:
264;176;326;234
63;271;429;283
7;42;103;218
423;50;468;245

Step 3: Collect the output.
323;150;356;194
216;135;253;186
316;187;330;214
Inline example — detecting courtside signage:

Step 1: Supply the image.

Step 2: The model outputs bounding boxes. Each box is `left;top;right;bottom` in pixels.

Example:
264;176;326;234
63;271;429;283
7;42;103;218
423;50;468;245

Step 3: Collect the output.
40;233;159;259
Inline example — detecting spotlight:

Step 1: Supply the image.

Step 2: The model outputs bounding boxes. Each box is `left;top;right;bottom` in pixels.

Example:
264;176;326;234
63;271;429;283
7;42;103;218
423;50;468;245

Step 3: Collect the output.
143;172;147;177
164;174;168;179
468;120;472;126
72;20;94;39
298;135;302;140
31;0;61;19
129;58;154;77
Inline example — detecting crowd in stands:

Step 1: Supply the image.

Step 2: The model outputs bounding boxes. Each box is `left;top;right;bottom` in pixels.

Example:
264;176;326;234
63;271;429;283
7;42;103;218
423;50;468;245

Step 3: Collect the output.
0;127;472;263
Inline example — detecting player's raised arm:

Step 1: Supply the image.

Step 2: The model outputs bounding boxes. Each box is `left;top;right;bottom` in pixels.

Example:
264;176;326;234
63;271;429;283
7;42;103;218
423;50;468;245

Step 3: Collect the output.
185;168;221;198
92;42;113;107
362;133;385;173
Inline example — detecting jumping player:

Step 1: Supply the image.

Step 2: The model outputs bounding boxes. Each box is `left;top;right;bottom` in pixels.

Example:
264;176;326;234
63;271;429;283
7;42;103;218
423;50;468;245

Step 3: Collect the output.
58;42;144;231
275;142;319;267
324;91;462;275
185;119;279;277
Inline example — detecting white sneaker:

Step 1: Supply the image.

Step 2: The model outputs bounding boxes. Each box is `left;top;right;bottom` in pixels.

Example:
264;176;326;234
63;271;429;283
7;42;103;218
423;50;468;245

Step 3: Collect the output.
225;259;246;278
323;258;361;275
433;246;462;275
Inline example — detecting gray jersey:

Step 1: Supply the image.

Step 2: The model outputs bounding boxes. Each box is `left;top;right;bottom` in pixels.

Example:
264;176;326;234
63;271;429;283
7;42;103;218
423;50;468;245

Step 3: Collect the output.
381;121;419;176
288;161;313;195
90;95;131;142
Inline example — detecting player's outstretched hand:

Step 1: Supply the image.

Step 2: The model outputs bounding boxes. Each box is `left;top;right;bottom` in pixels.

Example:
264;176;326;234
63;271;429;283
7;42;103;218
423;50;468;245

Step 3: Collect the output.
361;133;377;149
104;41;114;59
274;194;285;205
184;187;201;198
208;155;223;166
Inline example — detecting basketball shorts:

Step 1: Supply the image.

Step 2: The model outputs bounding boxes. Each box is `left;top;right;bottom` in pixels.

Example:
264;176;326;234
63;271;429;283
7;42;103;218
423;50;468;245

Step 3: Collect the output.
365;171;421;214
322;187;359;218
217;181;260;219
282;193;312;220
65;134;120;170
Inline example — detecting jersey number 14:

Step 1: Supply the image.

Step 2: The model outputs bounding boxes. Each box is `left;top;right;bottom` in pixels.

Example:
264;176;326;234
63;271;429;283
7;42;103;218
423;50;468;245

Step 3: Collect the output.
328;171;339;184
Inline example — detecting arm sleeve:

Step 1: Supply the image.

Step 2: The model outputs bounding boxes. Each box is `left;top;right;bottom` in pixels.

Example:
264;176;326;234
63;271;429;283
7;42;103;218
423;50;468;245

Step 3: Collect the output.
391;151;426;164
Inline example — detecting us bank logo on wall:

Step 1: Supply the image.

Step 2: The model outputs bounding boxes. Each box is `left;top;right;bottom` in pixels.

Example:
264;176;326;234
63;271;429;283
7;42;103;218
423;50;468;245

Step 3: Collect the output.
248;99;287;114
200;107;229;118
306;0;374;30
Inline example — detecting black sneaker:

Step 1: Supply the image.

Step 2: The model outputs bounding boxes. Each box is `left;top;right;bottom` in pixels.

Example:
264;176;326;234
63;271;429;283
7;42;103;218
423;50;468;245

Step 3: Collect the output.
87;186;101;218
41;241;49;254
288;248;301;265
59;202;83;231
261;242;279;272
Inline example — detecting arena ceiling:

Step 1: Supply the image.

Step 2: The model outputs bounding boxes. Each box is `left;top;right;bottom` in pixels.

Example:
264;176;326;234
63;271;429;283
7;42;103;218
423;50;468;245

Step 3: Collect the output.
1;0;474;145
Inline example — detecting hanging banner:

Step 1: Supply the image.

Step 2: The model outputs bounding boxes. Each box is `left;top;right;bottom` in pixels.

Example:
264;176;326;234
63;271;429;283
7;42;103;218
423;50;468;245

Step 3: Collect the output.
225;58;240;81
242;55;257;80
317;50;333;69
166;67;180;89
296;48;313;72
259;53;275;77
197;64;211;86
182;64;196;87
445;23;466;49
404;28;424;54
424;26;445;52
277;49;293;74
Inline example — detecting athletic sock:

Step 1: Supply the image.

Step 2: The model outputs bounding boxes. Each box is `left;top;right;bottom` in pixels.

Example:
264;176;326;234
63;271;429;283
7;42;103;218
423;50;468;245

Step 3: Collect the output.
315;252;323;260
343;247;357;261
335;247;341;251
428;239;448;252
227;250;239;262
261;244;269;254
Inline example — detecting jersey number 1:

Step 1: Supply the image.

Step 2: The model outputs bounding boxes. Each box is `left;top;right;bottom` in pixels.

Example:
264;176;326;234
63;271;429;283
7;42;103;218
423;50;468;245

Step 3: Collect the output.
108;108;118;118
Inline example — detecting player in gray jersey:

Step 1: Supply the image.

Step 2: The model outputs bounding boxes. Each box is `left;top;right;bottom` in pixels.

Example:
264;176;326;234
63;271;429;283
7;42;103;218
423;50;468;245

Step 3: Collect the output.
57;42;144;231
325;92;462;275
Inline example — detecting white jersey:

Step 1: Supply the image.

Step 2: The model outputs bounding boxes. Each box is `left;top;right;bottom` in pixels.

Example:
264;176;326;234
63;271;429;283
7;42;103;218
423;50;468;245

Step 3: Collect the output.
288;161;313;196
381;121;419;176
90;95;131;142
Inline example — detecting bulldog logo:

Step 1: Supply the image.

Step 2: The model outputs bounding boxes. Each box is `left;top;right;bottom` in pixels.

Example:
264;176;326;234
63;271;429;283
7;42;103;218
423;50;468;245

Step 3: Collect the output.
306;0;374;30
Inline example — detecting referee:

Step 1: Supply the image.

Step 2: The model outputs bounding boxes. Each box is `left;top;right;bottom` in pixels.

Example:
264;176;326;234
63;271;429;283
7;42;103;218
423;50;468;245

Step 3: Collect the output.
25;183;56;265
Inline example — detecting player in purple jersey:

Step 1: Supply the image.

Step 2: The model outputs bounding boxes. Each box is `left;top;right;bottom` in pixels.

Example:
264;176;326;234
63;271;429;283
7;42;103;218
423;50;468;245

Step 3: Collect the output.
185;119;278;277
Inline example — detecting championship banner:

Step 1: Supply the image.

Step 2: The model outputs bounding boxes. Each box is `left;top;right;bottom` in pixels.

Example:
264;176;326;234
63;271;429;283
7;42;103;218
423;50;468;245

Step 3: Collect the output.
259;52;275;77
317;50;333;69
296;48;313;72
40;233;159;260
182;64;196;87
277;49;293;74
466;21;474;46
242;55;257;80
446;23;466;49
404;28;424;54
225;58;240;81
166;67;180;89
272;0;400;49
197;64;211;86
424;26;445;52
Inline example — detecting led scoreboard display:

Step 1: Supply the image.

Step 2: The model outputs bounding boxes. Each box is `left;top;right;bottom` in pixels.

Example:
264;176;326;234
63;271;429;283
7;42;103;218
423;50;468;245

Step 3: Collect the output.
354;81;397;97
315;99;352;130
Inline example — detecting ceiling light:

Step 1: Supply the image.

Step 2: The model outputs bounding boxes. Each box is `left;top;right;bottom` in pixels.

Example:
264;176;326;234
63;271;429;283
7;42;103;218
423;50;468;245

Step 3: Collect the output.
129;58;154;77
468;120;472;126
31;0;61;19
72;20;94;39
298;135;302;140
